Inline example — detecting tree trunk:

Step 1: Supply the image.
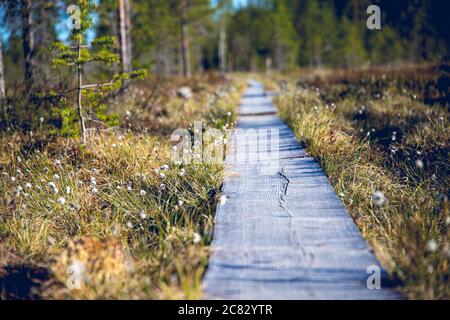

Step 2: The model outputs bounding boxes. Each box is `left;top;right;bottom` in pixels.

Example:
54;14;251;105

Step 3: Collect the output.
195;41;203;73
274;42;284;71
21;0;34;93
181;20;191;78
118;0;132;74
77;38;86;146
124;0;132;66
219;16;227;73
179;0;191;78
0;40;5;100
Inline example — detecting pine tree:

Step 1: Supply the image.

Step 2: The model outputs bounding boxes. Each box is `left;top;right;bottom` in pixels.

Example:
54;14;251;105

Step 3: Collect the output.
337;16;366;67
297;0;323;67
169;0;212;77
51;0;146;145
131;1;177;73
368;26;404;65
272;0;297;71
321;2;338;67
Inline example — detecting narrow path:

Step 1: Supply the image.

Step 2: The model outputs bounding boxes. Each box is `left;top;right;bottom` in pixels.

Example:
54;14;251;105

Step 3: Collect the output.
203;80;399;300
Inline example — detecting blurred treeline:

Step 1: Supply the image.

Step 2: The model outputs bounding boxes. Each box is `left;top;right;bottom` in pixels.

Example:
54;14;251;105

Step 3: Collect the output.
228;0;449;70
0;0;449;90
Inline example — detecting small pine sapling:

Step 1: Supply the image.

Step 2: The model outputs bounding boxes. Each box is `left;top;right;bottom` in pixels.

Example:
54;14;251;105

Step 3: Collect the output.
50;0;146;145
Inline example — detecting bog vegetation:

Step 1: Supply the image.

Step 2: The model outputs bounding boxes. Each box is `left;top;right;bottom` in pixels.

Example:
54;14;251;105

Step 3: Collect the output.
273;63;449;299
0;74;241;299
0;0;449;299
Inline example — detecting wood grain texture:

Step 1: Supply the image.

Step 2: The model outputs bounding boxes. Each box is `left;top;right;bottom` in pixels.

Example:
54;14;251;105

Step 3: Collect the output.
203;80;400;300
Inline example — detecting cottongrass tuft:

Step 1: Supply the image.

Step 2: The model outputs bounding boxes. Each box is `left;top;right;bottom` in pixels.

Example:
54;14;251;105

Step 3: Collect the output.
415;159;424;169
139;211;147;220
426;239;438;253
193;233;202;244
372;191;387;206
219;195;228;206
57;197;66;205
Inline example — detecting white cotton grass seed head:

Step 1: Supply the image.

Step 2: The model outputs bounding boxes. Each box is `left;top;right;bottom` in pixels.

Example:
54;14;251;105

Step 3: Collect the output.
68;260;85;276
25;182;32;189
139;211;147;220
426;239;438;253
57;197;66;205
372;191;387;206
66;186;71;195
47;236;56;246
111;224;120;236
415;159;424;169
54;174;60;180
193;232;202;244
219;195;228;206
126;221;133;229
139;190;147;196
48;182;59;194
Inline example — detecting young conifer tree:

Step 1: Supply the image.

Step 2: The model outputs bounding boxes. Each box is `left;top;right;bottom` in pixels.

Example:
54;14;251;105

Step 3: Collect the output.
50;0;145;145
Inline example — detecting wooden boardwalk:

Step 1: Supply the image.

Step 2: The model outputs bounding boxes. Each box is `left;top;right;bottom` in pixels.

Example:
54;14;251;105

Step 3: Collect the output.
202;80;400;300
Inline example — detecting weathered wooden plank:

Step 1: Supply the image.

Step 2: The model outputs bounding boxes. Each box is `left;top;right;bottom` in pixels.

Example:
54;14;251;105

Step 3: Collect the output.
203;80;400;300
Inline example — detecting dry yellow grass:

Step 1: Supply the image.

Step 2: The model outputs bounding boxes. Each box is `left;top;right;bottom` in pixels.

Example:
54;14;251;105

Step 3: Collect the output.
0;78;242;299
276;79;449;299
